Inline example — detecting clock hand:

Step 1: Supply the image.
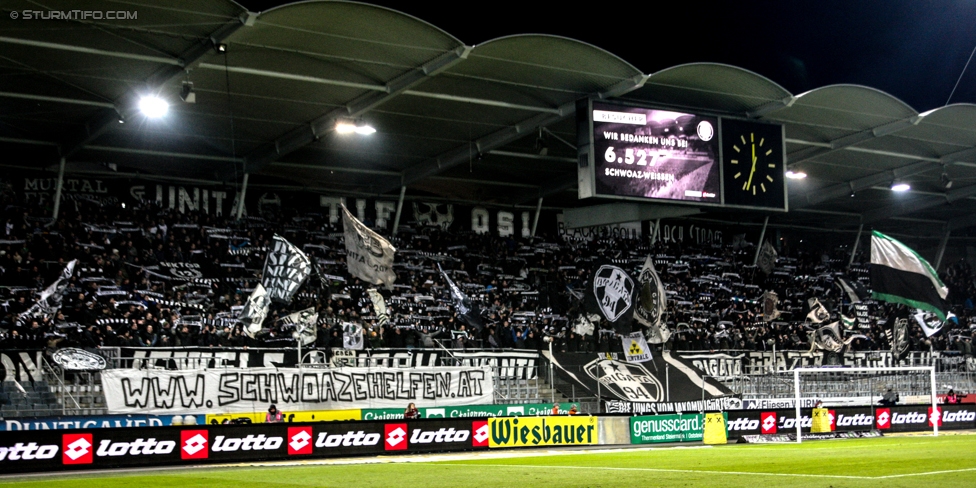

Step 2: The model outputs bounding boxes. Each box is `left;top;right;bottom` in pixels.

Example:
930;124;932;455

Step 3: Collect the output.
745;144;757;190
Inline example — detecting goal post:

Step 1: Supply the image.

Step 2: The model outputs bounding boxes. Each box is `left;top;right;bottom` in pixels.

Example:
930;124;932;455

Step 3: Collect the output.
792;366;937;443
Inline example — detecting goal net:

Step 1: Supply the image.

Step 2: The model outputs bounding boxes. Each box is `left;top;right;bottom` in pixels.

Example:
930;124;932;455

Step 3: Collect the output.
792;366;937;442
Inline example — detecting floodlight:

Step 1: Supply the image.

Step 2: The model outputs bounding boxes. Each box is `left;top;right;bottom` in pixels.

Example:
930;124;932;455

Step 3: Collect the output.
336;118;375;135
335;121;356;134
138;95;168;119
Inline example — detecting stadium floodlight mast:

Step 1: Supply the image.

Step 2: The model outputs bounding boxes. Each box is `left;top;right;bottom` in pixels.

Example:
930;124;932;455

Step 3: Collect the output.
792;366;937;443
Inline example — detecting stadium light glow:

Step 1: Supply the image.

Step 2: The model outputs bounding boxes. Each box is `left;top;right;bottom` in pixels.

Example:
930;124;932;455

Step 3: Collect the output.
891;183;911;192
335;118;375;135
138;95;169;119
785;171;807;179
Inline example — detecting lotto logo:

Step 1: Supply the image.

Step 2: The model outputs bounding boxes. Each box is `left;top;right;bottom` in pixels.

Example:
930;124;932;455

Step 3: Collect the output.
760;412;777;434
828;410;837;431
62;434;93;465
876;408;891;429
928;407;943;427
385;424;407;451
472;421;489;447
181;430;209;460
288;427;313;455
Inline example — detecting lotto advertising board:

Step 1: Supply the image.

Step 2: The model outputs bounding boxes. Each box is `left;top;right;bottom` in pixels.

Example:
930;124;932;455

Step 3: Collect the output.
487;416;598;448
725;404;976;438
0;418;489;474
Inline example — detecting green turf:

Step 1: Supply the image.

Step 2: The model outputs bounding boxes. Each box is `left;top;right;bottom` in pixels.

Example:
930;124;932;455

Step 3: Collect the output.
2;434;975;488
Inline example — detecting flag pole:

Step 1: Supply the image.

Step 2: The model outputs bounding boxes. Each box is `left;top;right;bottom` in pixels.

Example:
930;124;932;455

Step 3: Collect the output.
847;224;863;268
752;216;769;266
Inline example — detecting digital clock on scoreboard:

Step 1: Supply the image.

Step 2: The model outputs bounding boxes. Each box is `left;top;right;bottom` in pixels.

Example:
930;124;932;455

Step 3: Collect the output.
581;100;721;204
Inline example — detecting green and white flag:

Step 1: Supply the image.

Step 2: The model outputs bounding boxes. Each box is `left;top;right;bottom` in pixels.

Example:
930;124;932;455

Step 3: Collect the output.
870;231;948;320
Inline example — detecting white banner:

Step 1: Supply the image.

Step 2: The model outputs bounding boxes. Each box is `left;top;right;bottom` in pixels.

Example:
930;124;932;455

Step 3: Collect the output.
102;366;493;414
622;332;652;362
342;204;396;289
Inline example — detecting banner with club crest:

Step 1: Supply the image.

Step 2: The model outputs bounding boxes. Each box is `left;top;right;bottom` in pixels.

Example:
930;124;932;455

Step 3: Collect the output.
548;351;733;404
584;262;638;334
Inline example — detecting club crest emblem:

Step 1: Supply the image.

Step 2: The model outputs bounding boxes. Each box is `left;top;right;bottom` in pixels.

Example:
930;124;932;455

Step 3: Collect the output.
593;265;634;322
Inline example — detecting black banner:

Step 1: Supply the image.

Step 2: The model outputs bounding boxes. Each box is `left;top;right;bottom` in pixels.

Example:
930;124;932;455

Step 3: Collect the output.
113;348;540;379
12;171;560;237
549;352;734;403
0;418;489;474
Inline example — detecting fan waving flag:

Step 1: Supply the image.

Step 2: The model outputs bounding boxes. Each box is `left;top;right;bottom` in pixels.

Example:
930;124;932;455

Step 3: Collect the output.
342;204;396;290
870;231;949;320
262;235;312;304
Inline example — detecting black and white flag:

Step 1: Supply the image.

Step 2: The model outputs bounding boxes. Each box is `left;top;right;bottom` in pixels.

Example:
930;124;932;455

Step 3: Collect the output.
884;317;911;358
367;289;390;327
584;263;637;334
762;290;781;322
438;263;483;331
913;309;952;338
806;298;830;323
808;322;866;353
342;204;396;290
262;235;312;304
343;322;364;350
239;283;271;338
19;259;79;323
280;307;318;346
634;255;669;344
757;240;778;275
835;275;869;304
572;313;598;336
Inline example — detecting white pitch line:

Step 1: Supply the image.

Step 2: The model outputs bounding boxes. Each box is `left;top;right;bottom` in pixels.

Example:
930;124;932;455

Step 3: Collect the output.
436;463;870;480
875;467;976;479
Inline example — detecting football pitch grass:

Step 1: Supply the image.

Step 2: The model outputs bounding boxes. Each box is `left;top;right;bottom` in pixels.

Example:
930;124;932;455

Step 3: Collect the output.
2;433;975;488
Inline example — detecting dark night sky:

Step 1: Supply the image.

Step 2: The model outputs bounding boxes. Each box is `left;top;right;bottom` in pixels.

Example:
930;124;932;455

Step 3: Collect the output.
238;0;976;113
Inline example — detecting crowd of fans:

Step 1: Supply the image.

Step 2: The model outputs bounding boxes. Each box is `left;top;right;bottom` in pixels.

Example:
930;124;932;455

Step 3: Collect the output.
1;188;974;360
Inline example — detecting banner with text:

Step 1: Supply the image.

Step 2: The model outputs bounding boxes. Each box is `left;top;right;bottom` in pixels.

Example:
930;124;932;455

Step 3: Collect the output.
630;413;704;444
102;366;492;414
487;416;598;448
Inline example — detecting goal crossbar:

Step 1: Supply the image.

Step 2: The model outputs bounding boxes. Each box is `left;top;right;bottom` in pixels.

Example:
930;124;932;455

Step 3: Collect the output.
792;366;937;443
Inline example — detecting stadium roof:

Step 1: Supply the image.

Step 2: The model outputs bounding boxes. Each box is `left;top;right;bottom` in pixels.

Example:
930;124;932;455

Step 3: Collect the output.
2;0;976;238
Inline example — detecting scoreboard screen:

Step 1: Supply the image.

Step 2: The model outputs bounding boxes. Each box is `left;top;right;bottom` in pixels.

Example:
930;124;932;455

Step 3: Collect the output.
577;99;786;211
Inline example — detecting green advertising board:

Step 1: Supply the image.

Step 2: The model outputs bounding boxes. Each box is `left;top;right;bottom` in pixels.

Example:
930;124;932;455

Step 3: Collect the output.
630;413;704;444
361;402;579;420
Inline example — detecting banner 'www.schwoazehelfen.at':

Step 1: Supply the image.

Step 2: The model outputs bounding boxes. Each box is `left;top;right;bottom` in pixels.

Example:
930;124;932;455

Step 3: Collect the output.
102;366;493;414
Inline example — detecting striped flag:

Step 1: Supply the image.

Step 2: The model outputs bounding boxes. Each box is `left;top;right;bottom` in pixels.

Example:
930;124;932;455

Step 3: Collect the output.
870;231;948;320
